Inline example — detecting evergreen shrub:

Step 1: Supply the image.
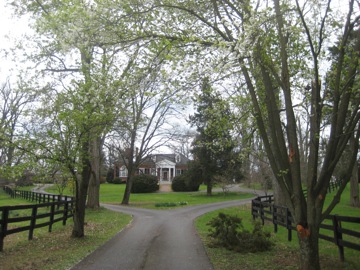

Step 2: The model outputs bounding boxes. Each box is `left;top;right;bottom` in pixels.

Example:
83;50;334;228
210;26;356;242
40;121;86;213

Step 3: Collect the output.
112;177;124;184
171;174;200;192
207;213;273;253
131;174;159;193
106;169;114;183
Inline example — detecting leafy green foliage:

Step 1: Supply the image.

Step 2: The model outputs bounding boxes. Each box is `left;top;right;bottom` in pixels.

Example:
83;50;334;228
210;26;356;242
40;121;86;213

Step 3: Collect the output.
154;202;188;207
112;177;125;184
207;213;273;253
131;174;159;193
171;173;200;192
189;78;242;193
106;169;114;183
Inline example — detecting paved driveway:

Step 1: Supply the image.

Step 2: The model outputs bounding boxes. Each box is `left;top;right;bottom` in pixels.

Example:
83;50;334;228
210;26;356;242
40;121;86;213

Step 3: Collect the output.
71;198;253;270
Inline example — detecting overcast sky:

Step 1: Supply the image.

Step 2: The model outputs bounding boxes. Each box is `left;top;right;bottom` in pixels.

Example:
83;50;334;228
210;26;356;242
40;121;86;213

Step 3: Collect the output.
0;0;32;81
0;0;352;82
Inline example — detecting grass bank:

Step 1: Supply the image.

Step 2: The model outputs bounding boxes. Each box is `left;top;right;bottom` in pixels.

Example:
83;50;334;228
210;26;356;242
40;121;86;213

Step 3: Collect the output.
195;184;360;270
0;209;132;270
0;189;132;270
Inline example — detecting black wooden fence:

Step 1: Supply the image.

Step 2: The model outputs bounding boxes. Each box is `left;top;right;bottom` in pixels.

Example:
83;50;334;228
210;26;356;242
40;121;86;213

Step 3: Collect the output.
0;186;74;251
303;179;343;197
3;186;73;203
251;195;360;261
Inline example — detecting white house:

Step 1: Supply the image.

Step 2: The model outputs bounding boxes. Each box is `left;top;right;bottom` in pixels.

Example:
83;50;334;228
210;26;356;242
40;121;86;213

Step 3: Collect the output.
114;153;189;182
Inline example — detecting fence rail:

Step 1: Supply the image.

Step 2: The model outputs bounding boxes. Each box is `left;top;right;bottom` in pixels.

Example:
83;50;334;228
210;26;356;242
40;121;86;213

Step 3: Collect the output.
251;195;360;261
303;179;342;197
3;186;73;203
0;186;74;251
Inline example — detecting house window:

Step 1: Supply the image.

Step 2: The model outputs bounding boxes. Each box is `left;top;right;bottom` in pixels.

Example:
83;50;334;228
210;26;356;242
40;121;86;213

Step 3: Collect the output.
176;169;182;176
145;168;150;174
119;166;128;177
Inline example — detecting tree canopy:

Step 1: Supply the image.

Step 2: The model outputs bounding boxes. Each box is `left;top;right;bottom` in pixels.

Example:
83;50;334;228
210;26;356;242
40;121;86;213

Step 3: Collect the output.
3;1;359;268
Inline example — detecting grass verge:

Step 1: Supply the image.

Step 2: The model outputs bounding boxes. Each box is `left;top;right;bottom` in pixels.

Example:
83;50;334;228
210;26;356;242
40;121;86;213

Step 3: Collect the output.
0;203;132;270
195;185;360;270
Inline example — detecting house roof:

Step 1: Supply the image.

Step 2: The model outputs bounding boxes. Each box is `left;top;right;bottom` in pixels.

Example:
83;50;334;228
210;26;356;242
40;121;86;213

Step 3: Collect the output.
153;153;189;165
139;153;189;166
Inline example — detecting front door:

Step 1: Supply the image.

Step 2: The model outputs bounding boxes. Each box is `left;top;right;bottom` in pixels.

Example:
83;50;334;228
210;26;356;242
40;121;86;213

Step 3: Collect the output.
163;171;168;181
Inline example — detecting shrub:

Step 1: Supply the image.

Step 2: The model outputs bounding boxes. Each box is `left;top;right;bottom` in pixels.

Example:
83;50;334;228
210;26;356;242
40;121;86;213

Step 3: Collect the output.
155;202;178;207
171;173;200;192
113;177;125;184
171;175;188;191
154;201;188;207
106;169;114;183
131;174;159;193
207;213;273;253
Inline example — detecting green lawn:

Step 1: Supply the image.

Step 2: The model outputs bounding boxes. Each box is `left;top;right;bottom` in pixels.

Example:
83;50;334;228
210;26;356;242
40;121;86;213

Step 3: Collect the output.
99;183;254;208
42;182;254;208
5;182;360;270
0;189;32;206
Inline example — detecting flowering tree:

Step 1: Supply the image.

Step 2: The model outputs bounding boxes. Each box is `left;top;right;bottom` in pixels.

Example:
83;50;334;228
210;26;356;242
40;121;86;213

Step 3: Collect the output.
9;0;137;237
121;0;360;268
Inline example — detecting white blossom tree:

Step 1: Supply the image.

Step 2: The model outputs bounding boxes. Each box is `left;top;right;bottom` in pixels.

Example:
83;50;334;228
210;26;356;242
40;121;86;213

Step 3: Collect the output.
119;0;360;269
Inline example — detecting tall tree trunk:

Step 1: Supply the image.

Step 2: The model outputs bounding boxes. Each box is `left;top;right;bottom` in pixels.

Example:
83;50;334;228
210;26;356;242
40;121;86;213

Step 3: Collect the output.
122;129;137;205
87;136;102;209
350;161;359;207
349;136;360;207
122;173;134;205
298;224;320;270
121;151;135;205
72;141;91;238
87;174;100;208
273;179;286;206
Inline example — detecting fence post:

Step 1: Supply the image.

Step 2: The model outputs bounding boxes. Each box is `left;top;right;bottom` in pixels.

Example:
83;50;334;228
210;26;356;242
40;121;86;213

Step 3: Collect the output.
57;195;61;210
29;205;38;240
49;204;55;232
332;215;345;262
251;199;257;220
273;206;278;233
260;201;265;225
0;208;9;252
63;201;69;225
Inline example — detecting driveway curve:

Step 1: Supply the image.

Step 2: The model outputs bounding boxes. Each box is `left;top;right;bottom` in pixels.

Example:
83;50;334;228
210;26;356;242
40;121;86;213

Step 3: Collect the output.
71;198;253;270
